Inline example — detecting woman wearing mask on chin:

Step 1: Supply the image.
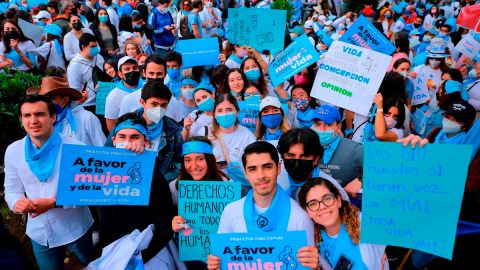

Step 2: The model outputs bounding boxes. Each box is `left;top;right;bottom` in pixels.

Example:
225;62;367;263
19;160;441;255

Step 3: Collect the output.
372;93;406;141
254;96;291;141
291;85;318;128
224;43;248;69
0;19;36;72
209;93;256;195
182;83;215;140
221;68;248;99
90;8;120;61
298;178;388;270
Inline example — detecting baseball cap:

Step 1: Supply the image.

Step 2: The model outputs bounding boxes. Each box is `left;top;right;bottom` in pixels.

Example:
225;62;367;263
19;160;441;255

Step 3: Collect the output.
260;96;281;112
289;25;305;36
304;20;315;30
445;101;476;126
444;80;461;95
118;56;138;70
312;105;341;124
34;10;51;20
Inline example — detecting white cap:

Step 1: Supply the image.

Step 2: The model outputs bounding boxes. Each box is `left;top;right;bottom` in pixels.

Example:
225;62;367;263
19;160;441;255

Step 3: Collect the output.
118;56;138;70
318;15;327;22
324;20;333;26
312;14;318;20
304;20;315;30
34;10;52;20
260;96;282;112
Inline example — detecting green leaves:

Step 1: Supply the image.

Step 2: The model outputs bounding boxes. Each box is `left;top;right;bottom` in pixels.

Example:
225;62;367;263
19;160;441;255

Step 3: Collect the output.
271;0;294;22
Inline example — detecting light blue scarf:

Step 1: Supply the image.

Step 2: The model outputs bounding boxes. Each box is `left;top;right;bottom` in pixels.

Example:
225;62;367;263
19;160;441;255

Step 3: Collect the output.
243;185;291;233
24;131;62;182
264;128;282;141
55;105;76;132
286;166;320;198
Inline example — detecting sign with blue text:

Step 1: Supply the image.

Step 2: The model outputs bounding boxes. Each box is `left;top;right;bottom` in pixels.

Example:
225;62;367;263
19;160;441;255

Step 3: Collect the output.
95;81;117;115
175;37;220;68
210;231;309;270
56;145;156;206
227;8;286;53
311;41;391;116
269;35;319;87
340;15;396;55
361;142;472;259
178;181;241;262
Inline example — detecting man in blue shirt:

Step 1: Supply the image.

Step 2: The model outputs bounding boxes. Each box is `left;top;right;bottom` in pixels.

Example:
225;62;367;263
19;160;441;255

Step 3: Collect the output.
148;0;177;58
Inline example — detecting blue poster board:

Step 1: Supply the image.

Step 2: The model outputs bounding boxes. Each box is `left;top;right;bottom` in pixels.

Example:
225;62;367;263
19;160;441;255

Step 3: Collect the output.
361;142;472;259
268;34;319;87
238;97;289;132
178;181;241;262
56;144;156;206
95;81;117;115
174;37;220;68
227;8;286;53
340;16;395;55
210;231;309;270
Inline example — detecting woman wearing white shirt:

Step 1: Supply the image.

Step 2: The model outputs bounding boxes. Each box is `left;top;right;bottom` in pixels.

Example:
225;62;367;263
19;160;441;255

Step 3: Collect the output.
199;0;222;37
64;14;93;61
182;83;215;140
0;19;35;72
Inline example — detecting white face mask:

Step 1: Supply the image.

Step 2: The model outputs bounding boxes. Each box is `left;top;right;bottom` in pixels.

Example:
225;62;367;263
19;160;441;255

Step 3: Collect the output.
384;115;398;129
115;142;128;149
398;71;408;79
146;107;166;124
429;59;441;68
442;118;462;135
205;2;213;8
423;35;432;42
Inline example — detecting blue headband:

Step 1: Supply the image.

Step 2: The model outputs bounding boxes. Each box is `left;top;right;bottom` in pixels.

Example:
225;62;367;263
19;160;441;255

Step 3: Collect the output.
182;141;214;156
193;83;216;95
181;78;199;87
113;119;148;138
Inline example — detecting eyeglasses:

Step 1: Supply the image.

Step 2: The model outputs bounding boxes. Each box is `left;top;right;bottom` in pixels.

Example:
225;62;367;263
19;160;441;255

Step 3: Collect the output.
306;194;336;211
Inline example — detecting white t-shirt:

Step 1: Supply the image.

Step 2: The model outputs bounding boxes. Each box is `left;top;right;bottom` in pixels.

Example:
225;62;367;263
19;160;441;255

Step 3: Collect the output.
189;110;213;138
217;195;315;246
105;87;137;120
0;40;35;71
212;125;256;163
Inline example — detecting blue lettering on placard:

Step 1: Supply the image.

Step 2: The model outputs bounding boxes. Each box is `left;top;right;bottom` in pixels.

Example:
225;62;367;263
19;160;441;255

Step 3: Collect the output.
342;46;363;57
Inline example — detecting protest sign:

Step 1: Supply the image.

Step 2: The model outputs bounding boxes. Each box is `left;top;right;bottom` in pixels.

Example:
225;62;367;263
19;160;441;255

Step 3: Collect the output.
315;29;334;47
28;0;48;8
18;19;43;47
95;81;117;115
411;66;434;106
311;41;391;116
175;37;220;68
361;142;473;259
268;35;319;87
412;109;428;136
210;231;309;270
56;145;156;206
178;181;241;261
238;97;289;132
454;33;480;59
227;8;286;53
340;15;396;55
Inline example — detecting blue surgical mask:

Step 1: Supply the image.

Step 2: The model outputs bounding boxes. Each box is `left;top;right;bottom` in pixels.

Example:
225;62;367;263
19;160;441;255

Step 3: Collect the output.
167;68;181;79
38;21;46;27
244;68;261;82
261;113;282;129
323;26;331;33
181;87;195;100
423;35;432;42
216;112;237;129
313;129;336;146
89;46;100;57
244;92;261;100
99;15;109;23
196;96;214;112
438;32;447;38
385;13;391;19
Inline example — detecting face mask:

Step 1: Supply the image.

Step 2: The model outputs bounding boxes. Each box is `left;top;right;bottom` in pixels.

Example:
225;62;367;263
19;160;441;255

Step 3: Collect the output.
181;87;195;100
468;69;478;79
385;14;391;19
261;113;282;129
431;8;437;14
237;48;247;58
292;98;309;112
423;35;432;42
123;71;141;86
134;24;145;32
442;118;462;135
89;46;100;57
245;68;261;82
429;59;441;68
244;92;261;100
216;112;237;129
313;129;336;146
290;33;298;40
38;21;46;27
205;2;213;8
167;68;181;79
283;159;314;183
99;15;109;23
115;142;128;149
146;106;166;124
72;21;83;31
294;74;308;85
148;77;165;83
6;31;20;40
323;26;331;33
384;115;398;129
438;32;447;38
197;96;214;112
414;23;421;28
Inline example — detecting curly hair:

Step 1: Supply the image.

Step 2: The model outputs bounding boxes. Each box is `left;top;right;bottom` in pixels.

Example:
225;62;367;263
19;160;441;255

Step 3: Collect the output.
298;178;361;245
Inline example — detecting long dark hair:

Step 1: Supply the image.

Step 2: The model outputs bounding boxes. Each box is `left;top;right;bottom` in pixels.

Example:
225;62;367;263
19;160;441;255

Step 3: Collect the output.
91;8;119;51
221;68;248;96
1;19;32;53
240;56;268;97
176;136;227;189
212;93;240;134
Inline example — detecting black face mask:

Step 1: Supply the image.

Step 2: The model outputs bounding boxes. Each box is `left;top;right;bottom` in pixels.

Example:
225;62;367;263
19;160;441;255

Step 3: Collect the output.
283;159;314;183
134;24;145;33
5;30;19;40
147;77;165;83
413;23;421;28
72;22;83;31
123;71;141;86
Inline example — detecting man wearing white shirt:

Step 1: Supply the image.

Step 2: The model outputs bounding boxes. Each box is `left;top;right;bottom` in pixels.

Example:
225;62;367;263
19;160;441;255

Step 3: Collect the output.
207;141;319;269
4;95;94;270
199;0;222;37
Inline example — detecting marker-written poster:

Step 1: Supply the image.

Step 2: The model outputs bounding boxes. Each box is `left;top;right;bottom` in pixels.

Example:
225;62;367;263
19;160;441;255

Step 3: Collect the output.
56;144;155;206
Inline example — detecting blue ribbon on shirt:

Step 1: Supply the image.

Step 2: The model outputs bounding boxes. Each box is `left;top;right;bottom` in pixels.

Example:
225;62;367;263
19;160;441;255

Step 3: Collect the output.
264;128;282;141
296;107;314;128
24;131;62;182
243;185;291;233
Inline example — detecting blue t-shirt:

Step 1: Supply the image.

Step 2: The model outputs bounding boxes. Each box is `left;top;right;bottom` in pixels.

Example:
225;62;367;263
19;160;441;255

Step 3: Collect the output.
188;11;202;36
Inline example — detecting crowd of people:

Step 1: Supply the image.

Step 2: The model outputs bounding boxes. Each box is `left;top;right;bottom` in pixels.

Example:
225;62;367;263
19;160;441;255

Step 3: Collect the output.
1;0;480;269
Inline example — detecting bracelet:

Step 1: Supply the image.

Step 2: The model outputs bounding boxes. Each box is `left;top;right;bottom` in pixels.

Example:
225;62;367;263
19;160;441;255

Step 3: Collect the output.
377;108;383;113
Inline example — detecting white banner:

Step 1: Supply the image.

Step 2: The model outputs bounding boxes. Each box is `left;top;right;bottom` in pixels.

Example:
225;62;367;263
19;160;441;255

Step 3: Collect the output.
454;33;480;59
311;41;391;116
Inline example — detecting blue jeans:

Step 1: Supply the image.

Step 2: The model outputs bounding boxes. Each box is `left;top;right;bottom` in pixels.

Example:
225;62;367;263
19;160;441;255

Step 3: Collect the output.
31;230;95;270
